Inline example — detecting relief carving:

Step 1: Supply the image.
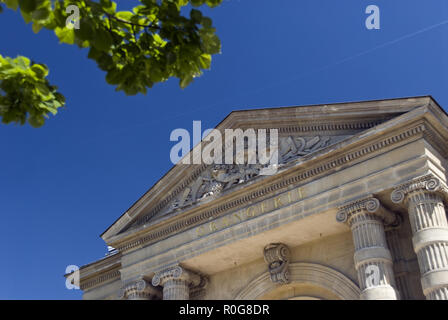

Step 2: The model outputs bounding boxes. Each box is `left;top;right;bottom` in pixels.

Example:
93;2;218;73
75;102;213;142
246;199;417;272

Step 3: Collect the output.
166;135;333;214
279;135;330;163
264;243;291;284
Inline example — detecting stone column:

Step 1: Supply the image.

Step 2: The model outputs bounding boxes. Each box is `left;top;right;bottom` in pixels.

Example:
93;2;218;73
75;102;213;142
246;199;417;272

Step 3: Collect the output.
391;175;448;300
337;196;400;300
118;278;162;300
152;265;203;300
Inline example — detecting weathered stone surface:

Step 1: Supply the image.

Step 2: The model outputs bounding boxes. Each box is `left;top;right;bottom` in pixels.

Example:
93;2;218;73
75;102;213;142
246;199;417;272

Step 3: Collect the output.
75;97;448;300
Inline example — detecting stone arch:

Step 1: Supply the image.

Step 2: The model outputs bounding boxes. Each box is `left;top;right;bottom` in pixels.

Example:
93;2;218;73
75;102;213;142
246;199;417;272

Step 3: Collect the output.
234;262;360;300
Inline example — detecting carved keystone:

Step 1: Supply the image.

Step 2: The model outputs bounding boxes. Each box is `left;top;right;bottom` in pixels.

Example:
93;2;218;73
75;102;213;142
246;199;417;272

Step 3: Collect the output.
264;243;291;284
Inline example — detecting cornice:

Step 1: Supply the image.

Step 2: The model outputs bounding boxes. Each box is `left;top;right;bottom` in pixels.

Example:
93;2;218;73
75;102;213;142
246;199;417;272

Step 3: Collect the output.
79;252;122;291
111;121;428;253
236;118;388;132
80;267;121;291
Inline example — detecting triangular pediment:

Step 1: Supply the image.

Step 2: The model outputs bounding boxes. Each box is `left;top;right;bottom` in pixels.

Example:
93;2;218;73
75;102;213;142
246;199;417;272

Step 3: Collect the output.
101;96;439;242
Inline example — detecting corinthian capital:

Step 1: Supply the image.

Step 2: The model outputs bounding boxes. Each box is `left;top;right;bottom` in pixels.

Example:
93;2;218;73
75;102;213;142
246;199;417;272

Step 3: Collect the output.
391;174;448;204
118;278;162;300
337;196;400;227
263;243;291;284
151;265;202;288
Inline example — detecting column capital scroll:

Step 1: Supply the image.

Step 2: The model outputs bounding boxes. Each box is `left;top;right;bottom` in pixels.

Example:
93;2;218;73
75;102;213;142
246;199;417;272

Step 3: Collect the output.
118;278;162;300
151;265;202;288
391;174;448;205
337;196;400;227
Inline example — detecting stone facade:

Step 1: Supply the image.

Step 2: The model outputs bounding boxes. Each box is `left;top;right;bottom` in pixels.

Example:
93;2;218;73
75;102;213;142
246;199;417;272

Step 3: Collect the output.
73;96;448;300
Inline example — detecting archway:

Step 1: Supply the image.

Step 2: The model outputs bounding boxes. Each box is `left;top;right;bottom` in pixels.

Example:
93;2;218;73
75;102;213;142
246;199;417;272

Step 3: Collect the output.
235;262;360;300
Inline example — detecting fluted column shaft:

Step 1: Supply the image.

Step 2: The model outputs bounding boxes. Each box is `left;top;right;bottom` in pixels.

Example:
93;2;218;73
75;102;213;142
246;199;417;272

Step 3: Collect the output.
337;197;400;300
162;278;189;300
152;265;202;300
392;175;448;300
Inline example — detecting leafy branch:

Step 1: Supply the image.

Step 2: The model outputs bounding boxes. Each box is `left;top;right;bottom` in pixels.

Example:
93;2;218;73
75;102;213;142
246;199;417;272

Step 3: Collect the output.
0;0;223;127
103;12;161;30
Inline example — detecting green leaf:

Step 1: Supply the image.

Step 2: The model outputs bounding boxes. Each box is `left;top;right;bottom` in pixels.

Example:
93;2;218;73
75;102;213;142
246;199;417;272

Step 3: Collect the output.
199;54;211;69
32;22;43;33
205;0;222;8
76;18;95;41
20;7;32;23
92;29;113;52
190;9;202;23
101;0;117;14
105;68;122;85
179;74;193;88
116;11;133;22
35;82;51;96
202;33;221;54
55;27;75;44
190;0;205;7
31;64;48;78
31;8;50;20
201;17;212;28
18;0;36;13
28;114;45;128
4;0;19;10
15;56;30;69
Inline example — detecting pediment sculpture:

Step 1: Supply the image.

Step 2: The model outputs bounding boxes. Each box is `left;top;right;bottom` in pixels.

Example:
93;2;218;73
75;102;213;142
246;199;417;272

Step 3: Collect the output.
161;134;337;214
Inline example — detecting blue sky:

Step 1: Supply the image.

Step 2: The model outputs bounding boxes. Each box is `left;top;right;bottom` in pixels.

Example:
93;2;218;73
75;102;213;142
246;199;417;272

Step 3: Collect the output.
0;0;447;299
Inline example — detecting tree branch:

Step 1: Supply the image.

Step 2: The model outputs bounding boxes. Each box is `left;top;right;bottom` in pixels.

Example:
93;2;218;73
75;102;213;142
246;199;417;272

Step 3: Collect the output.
104;12;160;30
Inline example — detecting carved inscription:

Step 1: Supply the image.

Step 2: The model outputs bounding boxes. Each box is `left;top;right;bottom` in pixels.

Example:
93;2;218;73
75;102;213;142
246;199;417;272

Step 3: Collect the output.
195;188;304;237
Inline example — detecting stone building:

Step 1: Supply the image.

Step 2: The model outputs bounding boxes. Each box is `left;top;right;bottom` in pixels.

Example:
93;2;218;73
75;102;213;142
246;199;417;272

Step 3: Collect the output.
75;96;448;300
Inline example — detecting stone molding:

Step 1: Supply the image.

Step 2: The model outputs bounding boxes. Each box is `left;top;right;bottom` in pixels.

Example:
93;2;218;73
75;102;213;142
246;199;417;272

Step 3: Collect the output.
235;262;361;300
391;174;448;205
80;269;120;291
117;278;162;300
263;243;291;284
114;124;426;253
